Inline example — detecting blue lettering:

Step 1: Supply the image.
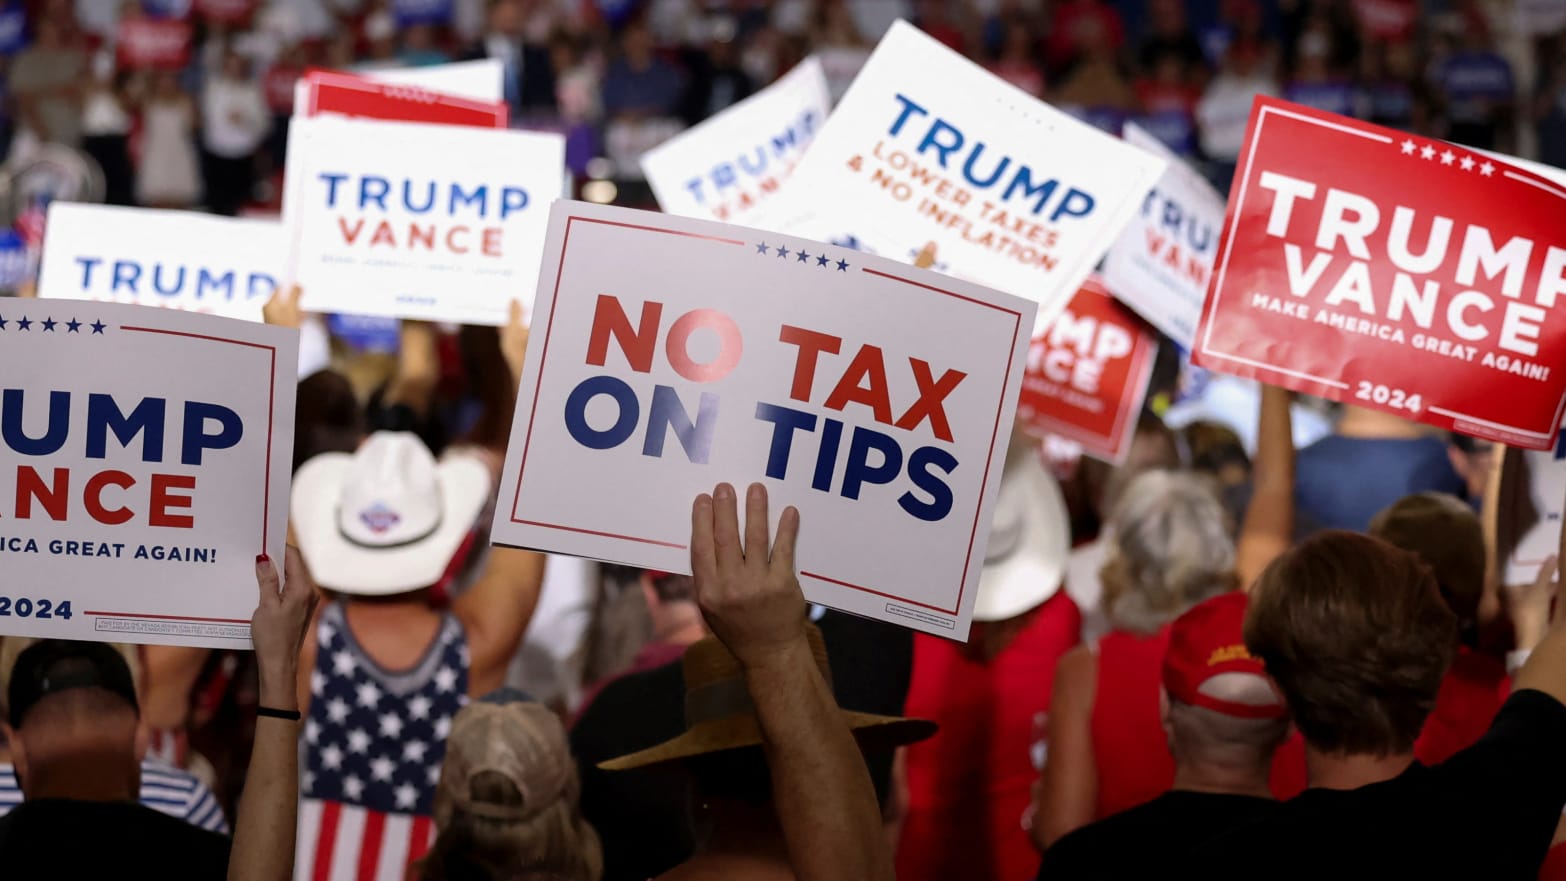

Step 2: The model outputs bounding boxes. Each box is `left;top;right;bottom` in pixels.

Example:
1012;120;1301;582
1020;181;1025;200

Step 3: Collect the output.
180;401;243;466
563;376;638;450
755;402;816;479
75;256;102;289
769;126;797;156
359;176;390;210
196;269;235;301
685;177;706;204
713;163;737;190
1003;167;1059;216
812;418;843;492
899;446;957;521
86;394;166;462
151;263;185;297
737;146;767;177
918;119;964;168
888;93;929;137
500;187;528;219
111;260;141;293
404;180;435;213
642;385;719;464
319;172;349;207
841;426;902;500
248;273;277;300
1053;187;1095;222
0;390;69;456
962;141;1010;188
450;183;487;216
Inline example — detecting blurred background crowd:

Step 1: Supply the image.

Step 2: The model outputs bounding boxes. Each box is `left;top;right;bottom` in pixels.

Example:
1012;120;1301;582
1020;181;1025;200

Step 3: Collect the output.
1;0;1563;231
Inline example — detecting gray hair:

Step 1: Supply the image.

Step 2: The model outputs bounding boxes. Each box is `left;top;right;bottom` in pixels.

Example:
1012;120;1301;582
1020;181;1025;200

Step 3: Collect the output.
1166;674;1290;770
1100;470;1237;634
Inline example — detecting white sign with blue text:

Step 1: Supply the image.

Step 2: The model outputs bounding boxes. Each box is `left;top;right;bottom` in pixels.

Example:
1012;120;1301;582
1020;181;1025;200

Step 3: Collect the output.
0;301;297;648
283;115;565;324
769;20;1166;332
1100;122;1226;348
492;201;1036;640
641;57;830;227
38;203;283;321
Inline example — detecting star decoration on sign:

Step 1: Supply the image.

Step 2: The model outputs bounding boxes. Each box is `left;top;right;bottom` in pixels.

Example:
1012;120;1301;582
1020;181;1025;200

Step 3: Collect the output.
1420;145;1436;160
90;320;106;334
1480;161;1495;176
797;249;810;263
755;242;769;255
836;258;850;272
1400;139;1416;155
40;317;56;332
1460;155;1476;171
0;316;8;330
776;245;791;259
816;254;829;267
1440;149;1456;165
16;317;31;330
66;318;81;333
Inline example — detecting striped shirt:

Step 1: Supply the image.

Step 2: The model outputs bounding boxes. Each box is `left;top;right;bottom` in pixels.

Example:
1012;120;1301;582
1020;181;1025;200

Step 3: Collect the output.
0;758;229;834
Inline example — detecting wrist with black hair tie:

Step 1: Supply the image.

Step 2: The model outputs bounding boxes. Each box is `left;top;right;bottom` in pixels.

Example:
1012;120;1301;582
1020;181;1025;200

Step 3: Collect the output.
256;706;302;721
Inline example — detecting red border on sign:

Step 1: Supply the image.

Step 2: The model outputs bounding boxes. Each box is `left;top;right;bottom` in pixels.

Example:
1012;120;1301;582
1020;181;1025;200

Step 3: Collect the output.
507;215;1023;617
1196;101;1566;446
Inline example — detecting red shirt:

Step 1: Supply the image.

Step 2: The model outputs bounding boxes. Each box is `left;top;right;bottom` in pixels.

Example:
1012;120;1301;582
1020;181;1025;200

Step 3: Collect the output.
1415;645;1510;766
1091;626;1310;815
897;592;1082;881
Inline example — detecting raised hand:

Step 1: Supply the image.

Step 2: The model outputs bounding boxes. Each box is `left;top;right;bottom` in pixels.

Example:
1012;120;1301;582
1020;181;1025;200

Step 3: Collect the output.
690;482;807;671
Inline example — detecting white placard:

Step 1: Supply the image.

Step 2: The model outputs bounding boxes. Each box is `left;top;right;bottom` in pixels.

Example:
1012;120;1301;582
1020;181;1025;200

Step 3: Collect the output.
1506;441;1566;586
768;20;1165;332
282;115;565;324
491;201;1037;640
38;203;282;321
641;57;830;226
362;58;504;103
1099;122;1225;348
0;302;297;648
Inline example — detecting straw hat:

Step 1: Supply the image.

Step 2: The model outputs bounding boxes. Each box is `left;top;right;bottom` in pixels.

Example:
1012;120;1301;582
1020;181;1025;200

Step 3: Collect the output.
291;431;490;595
599;625;936;771
970;437;1071;622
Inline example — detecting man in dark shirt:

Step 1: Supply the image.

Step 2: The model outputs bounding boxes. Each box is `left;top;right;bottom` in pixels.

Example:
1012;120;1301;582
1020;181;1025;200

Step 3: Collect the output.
1038;592;1287;878
1293;406;1465;532
0;640;231;879
1178;532;1566;880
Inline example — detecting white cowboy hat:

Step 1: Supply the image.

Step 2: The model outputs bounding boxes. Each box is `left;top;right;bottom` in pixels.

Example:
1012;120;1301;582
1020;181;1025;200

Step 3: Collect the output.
972;436;1071;622
291;432;491;596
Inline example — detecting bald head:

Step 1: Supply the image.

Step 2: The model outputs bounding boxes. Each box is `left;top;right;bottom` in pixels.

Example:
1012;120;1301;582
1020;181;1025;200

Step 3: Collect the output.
9;688;143;801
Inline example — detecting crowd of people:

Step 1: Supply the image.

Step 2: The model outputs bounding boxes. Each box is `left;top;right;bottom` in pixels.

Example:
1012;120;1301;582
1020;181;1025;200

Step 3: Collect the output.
4;0;1565;219
5;1;1566;880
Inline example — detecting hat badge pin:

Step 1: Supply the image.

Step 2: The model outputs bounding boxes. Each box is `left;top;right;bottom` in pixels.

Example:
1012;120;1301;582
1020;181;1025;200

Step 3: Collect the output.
359;502;401;535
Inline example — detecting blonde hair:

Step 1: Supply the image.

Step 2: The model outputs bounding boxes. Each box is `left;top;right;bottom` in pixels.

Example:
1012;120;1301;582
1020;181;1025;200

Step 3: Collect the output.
1100;470;1238;634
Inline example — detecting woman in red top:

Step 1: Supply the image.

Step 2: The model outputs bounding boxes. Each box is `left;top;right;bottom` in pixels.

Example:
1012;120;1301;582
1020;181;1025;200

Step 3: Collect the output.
1032;387;1300;848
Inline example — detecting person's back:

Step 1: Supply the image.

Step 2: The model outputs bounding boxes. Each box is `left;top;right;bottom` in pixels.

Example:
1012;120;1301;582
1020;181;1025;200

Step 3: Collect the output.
1089;627;1175;818
0;641;230;880
1294;410;1465;532
1180;532;1566;879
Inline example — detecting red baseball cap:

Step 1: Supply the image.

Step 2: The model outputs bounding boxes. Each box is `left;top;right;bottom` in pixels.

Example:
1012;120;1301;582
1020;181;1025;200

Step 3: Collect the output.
1162;592;1287;720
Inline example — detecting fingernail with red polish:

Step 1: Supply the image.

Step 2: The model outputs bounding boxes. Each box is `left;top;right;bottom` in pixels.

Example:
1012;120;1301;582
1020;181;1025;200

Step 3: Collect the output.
256;553;270;567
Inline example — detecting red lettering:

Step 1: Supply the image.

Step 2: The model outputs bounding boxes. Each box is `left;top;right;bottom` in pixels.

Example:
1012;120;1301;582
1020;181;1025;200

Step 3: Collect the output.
445;226;470;253
894;359;967;443
149;473;196;528
482;227;502;256
1145;229;1167;255
586;296;662;373
14;467;68;521
408;223;435;249
823;345;893;424
778;326;842;402
370;221;397;246
85;470;135;525
338;217;365;244
666;309;743;383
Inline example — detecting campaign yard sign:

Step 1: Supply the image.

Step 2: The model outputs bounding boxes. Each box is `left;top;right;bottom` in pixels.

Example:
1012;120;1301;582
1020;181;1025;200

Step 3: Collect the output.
0;301;296;648
640;57;829;226
1018;279;1158;464
492;201;1036;640
299;69;508;129
768;20;1165;332
1101;122;1225;348
1194;96;1566;450
283;115;565;324
1504;435;1566;586
37;203;281;321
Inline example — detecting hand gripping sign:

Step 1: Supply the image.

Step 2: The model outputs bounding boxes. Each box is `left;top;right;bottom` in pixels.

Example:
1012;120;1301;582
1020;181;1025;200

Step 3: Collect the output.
38;202;282;321
1194;96;1566;449
640;57;830;227
492;202;1036;640
1101;122;1226;348
282;114;565;324
0;302;297;648
1018;279;1159;464
768;20;1165;332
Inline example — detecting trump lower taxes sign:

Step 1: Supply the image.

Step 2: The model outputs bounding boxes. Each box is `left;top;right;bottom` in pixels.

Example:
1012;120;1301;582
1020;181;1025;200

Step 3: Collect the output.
769;20;1164;330
1194;97;1566;449
493;202;1035;639
283;115;565;324
0;302;296;648
38;203;281;321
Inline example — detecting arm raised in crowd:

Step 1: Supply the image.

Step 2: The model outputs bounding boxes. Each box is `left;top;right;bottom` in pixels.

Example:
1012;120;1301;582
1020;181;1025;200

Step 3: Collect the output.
691;483;894;881
451;546;545;696
500;299;530;393
1236;384;1295;590
1511;467;1566;705
384;320;442;420
230;548;318;881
